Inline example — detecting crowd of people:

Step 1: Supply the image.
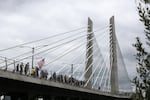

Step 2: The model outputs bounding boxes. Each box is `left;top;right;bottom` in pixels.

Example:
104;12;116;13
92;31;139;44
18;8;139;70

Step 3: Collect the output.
15;62;47;78
49;72;85;87
16;62;30;75
14;62;86;87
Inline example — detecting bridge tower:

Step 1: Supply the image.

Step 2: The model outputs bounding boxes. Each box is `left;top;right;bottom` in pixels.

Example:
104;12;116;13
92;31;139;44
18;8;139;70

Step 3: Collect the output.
85;17;93;88
109;16;119;94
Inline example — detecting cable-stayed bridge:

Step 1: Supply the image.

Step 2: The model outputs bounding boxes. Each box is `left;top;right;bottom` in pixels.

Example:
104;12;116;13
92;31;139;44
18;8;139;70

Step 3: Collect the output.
0;16;133;100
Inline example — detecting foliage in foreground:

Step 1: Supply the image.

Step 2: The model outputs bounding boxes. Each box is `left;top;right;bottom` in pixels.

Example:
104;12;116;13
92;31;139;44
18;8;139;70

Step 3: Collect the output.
132;0;150;100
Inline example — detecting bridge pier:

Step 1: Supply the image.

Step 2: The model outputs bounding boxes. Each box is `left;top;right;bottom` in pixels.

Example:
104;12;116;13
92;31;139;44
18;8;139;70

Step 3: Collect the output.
109;16;119;94
85;17;93;88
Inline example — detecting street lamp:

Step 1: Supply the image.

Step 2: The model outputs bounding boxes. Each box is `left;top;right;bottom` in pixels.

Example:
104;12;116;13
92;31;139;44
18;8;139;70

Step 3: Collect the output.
71;64;73;77
63;63;82;77
19;46;35;68
19;45;48;68
31;47;34;68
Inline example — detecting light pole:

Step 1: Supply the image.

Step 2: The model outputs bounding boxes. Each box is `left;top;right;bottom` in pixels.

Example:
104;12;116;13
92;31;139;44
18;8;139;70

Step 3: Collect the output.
31;47;34;68
62;63;74;77
19;45;48;68
19;46;35;68
71;64;73;77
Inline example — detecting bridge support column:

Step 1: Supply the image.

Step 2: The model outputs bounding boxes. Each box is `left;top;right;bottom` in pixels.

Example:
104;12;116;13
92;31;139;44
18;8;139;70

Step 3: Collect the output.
109;16;119;94
85;17;93;88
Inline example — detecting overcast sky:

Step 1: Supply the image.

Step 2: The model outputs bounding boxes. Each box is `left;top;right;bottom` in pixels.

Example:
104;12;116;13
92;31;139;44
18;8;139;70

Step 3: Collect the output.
0;0;145;79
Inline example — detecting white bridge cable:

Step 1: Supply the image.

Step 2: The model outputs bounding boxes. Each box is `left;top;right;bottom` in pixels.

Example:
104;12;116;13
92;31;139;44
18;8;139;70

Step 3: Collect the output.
0;27;108;57
79;44;102;80
92;60;106;89
94;32;110;92
41;40;83;73
0;56;15;64
0;59;4;61
66;48;88;77
0;33;86;65
56;64;67;74
98;52;109;90
54;43;86;74
16;28;108;61
92;52;109;90
92;40;109;88
104;48;112;92
56;48;82;74
97;38;109;90
67;42;94;78
85;31;109;53
72;41;100;79
54;50;85;75
0;27;87;52
93;35;109;63
93;32;110;56
87;38;108;86
44;30;105;68
56;27;109;75
71;65;82;78
116;38;132;92
93;33;109;64
55;48;85;77
38;35;87;61
78;29;109;81
7;28;108;68
98;67;108;92
96;67;105;88
0;56;17;70
29;27;109;61
83;31;109;66
94;27;110;80
0;31;91;68
0;27;109;71
84;48;106;87
0;30;87;65
0;26;109;65
0;51;32;65
101;62;110;91
83;40;107;71
31;30;86;59
92;41;107;87
106;61;112;92
60;55;82;77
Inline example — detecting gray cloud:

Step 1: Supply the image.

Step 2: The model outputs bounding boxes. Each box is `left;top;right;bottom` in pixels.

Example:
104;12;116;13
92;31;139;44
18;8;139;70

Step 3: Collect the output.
0;0;145;80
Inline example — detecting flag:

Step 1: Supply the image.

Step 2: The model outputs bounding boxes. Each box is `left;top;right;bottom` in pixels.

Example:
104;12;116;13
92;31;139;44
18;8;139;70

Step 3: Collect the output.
37;58;45;69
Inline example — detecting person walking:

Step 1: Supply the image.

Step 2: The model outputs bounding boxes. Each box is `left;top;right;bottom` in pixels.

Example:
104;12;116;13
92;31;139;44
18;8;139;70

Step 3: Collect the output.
16;64;19;72
20;62;24;74
35;66;39;77
24;62;29;75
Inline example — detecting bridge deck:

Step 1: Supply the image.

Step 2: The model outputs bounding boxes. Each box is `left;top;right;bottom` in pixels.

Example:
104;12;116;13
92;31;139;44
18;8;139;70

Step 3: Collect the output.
0;70;131;99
